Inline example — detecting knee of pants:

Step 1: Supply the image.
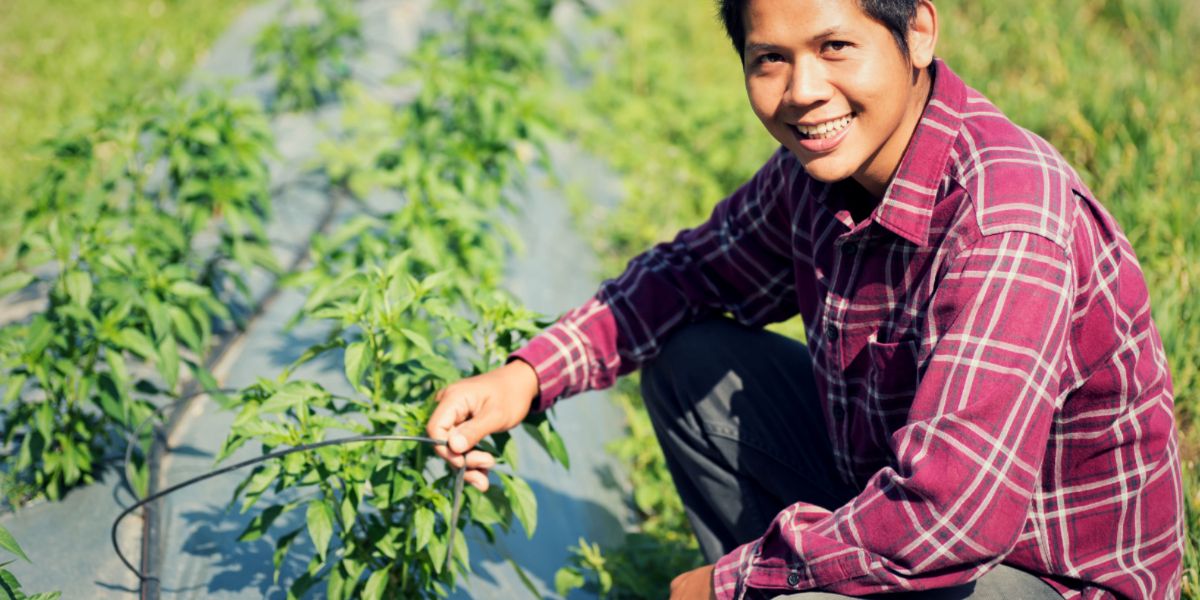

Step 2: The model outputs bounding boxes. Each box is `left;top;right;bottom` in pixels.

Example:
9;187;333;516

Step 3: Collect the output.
641;317;744;389
639;318;749;427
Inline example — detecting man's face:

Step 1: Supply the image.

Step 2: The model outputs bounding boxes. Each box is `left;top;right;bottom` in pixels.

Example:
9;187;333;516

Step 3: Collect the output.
742;0;932;197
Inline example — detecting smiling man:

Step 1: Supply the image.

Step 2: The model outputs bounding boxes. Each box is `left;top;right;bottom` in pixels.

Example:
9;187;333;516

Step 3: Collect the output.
426;0;1184;598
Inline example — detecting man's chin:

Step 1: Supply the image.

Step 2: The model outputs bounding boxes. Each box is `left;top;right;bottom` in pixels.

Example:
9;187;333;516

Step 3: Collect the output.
795;156;854;185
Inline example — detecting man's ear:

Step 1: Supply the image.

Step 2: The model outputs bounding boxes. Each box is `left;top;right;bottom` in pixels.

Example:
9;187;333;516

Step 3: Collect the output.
908;0;938;69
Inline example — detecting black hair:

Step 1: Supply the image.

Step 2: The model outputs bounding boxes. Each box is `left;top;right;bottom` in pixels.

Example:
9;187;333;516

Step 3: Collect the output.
718;0;919;58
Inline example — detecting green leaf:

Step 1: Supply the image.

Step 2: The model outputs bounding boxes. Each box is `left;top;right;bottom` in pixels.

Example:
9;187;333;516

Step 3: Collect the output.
63;271;92;307
399;328;434;356
338;485;358;527
3;374;27;405
464;486;504;528
145;295;171;342
115;328;157;360
272;527;304;580
509;556;543;599
157;333;179;393
500;432;519;470
413;506;434;550
288;568;319;600
0;272;34;298
192;124;222;146
361;567;389;600
237;503;290;542
0;525;30;562
343;341;367;392
327;560;349;600
106;349;130;397
501;473;537;538
305;500;334;561
169;280;211;299
524;417;569;469
260;382;321;414
555;566;586;597
0;569;27;599
237;462;281;507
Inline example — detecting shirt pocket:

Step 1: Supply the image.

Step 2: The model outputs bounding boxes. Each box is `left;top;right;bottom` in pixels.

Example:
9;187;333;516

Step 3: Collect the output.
864;337;921;433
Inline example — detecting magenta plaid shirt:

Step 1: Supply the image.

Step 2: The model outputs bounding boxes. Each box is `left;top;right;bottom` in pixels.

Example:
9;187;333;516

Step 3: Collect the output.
512;60;1183;599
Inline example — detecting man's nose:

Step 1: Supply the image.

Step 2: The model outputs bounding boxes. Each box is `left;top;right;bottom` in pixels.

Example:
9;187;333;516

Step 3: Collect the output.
785;57;834;108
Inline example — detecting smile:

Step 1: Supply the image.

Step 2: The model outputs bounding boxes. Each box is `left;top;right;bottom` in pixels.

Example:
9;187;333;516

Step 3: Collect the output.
792;114;855;140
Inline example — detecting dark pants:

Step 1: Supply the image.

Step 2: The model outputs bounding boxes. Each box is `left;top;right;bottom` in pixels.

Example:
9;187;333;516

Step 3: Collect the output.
640;318;1061;599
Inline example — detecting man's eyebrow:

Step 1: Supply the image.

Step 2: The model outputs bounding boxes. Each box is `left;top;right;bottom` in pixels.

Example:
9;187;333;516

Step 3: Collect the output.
811;27;846;41
744;27;850;54
744;42;784;55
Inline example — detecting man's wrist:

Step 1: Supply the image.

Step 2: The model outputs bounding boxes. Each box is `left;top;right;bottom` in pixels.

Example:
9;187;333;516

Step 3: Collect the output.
504;357;541;409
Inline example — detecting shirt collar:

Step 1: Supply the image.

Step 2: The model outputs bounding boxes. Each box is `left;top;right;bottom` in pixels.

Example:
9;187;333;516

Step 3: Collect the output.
871;59;966;247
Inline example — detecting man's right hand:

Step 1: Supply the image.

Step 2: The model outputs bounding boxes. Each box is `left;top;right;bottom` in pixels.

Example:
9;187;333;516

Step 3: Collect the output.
425;359;540;492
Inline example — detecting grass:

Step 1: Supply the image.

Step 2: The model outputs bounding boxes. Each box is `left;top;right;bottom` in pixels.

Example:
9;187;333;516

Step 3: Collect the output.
565;0;1200;596
0;0;251;212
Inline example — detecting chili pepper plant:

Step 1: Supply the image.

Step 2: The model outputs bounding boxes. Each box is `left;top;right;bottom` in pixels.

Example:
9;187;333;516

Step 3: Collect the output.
218;0;570;597
0;90;277;504
254;0;364;114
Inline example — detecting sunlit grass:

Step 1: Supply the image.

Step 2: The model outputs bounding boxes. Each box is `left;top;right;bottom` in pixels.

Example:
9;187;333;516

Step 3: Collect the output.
0;0;250;210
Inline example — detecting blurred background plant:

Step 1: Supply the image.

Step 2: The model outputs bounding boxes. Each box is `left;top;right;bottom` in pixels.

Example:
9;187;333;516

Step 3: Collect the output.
0;524;59;600
0;0;251;252
0;89;276;506
253;0;364;113
213;0;572;596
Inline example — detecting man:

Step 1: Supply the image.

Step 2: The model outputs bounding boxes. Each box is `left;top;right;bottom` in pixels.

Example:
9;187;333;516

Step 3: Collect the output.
427;0;1184;598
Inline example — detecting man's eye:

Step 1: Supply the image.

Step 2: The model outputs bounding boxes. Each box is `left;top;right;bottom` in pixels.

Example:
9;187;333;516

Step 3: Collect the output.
757;53;784;64
824;41;851;53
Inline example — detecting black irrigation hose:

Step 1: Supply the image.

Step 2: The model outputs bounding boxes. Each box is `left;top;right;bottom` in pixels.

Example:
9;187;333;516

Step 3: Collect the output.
111;434;466;583
120;389;243;499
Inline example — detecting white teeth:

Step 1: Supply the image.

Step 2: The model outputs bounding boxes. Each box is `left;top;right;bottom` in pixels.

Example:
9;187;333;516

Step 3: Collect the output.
796;115;853;139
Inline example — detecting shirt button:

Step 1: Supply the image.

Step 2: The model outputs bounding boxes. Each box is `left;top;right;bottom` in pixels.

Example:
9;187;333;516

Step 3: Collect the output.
825;323;839;341
833;405;846;421
787;573;801;587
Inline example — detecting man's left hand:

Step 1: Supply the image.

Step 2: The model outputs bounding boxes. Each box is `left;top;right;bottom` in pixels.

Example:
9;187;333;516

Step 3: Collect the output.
669;564;717;600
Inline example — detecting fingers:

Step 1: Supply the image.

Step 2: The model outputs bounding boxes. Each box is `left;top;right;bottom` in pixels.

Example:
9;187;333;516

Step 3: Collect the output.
426;369;527;493
448;413;504;455
427;392;468;462
463;469;490;491
441;448;496;470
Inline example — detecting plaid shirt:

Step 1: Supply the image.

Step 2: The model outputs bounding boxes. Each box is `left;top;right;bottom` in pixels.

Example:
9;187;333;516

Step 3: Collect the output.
512;60;1183;599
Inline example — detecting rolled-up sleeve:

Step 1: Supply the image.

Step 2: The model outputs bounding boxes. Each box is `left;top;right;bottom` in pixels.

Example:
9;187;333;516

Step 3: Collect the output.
512;148;800;410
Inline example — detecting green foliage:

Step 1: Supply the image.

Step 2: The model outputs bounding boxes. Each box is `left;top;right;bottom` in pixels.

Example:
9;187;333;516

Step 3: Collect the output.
0;90;276;503
222;273;553;598
254;0;364;113
0;0;250;216
0;524;61;600
556;537;612;597
553;387;703;599
220;0;569;596
556;531;706;600
557;1;777;266
548;2;766;595
1185;463;1200;598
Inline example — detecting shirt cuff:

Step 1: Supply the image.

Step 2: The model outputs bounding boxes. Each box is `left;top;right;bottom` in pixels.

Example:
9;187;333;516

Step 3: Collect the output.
713;540;756;600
